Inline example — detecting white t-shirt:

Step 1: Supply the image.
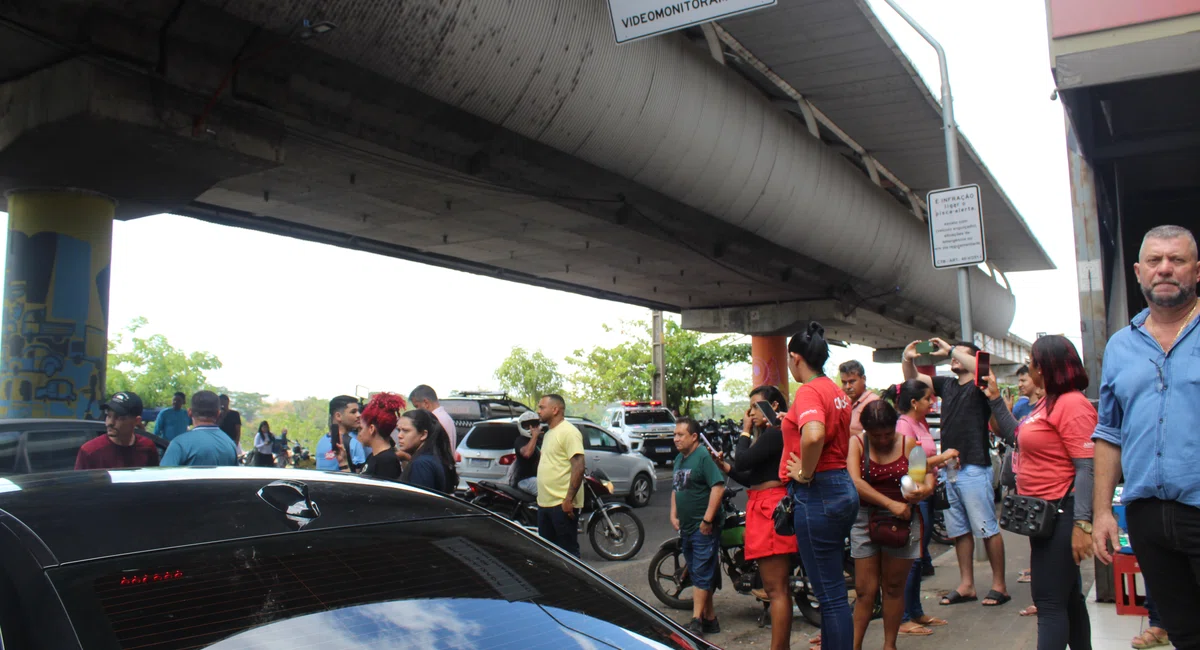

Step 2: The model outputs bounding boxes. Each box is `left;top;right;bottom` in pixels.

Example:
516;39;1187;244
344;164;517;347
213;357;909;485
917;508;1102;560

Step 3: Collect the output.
433;406;458;449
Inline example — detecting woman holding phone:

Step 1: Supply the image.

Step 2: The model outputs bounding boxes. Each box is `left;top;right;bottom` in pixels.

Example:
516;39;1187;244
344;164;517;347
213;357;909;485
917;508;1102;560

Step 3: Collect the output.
714;385;794;650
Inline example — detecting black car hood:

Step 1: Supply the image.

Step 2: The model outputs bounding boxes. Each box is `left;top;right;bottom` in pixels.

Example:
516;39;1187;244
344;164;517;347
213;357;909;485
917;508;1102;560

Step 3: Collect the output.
0;467;476;566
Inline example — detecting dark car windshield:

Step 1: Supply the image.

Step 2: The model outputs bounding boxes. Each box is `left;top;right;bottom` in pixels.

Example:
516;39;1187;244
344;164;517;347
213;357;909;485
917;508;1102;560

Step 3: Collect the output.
51;517;702;650
624;410;675;425
463;423;520;451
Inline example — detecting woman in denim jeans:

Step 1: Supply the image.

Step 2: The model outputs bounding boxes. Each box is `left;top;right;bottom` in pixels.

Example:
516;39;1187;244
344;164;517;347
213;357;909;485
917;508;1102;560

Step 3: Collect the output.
780;322;857;650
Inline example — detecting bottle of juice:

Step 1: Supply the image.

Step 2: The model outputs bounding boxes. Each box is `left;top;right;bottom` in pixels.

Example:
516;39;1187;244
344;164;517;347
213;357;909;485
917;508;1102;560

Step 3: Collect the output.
908;445;927;483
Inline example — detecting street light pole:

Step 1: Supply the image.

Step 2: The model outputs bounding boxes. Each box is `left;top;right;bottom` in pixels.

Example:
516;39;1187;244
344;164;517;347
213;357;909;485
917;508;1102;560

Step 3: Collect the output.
881;0;973;342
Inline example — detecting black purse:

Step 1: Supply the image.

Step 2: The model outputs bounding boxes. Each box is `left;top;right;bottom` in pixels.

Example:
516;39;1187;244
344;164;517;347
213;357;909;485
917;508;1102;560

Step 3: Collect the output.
998;412;1074;539
932;481;950;510
773;495;795;536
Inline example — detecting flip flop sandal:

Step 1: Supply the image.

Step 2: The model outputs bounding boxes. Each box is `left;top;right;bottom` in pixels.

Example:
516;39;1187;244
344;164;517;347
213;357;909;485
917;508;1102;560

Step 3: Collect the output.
1017;570;1032;583
914;616;948;627
1019;605;1038;617
982;590;1012;607
1132;630;1171;649
899;624;934;637
940;590;978;606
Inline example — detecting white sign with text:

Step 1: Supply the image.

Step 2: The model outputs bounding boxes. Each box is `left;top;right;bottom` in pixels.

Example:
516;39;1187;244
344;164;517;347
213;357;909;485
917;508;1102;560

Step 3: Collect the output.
607;0;776;44
927;184;986;269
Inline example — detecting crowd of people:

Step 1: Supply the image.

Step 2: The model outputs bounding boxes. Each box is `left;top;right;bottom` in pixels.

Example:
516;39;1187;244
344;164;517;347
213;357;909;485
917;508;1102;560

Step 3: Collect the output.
65;223;1200;649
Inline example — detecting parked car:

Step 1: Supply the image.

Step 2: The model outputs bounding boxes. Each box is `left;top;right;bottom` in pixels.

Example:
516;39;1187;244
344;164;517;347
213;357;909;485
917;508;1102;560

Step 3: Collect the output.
0;468;715;649
601;401;677;465
440;392;533;433
0;418;168;476
456;417;657;507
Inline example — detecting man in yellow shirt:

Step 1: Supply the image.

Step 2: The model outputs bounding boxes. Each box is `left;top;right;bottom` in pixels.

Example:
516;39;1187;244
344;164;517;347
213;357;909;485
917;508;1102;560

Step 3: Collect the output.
535;394;585;557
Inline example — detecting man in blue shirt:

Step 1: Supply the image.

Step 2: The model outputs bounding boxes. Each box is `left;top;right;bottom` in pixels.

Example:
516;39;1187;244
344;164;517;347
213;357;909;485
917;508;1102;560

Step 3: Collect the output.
161;390;239;467
153;391;192;442
1093;225;1200;648
1010;366;1039;421
314;395;367;471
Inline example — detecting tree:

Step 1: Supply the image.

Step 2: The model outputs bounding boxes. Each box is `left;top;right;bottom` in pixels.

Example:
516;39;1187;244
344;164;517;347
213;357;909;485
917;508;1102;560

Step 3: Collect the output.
214;388;270;425
106;317;222;407
494;347;565;408
566;320;750;415
259;397;330;453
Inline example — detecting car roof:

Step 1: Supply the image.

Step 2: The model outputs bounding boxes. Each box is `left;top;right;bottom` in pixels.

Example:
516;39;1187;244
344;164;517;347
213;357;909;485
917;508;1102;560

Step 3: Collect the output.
471;416;597;427
0;419;104;427
0;468;479;567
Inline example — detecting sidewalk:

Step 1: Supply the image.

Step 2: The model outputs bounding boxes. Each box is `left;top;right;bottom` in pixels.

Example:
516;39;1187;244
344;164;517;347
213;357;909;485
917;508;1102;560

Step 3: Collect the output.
1088;582;1175;650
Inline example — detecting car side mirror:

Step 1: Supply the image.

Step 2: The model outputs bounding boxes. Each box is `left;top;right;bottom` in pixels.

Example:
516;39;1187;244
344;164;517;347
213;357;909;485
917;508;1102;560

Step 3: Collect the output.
617;441;628;453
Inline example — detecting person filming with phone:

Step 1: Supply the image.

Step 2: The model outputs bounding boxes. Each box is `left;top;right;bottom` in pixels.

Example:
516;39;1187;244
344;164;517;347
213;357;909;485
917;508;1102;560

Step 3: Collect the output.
902;338;1010;608
713;385;795;650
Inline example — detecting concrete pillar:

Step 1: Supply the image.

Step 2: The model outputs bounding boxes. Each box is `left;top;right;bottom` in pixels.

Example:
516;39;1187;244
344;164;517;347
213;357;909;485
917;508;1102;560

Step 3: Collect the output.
0;189;114;420
751;335;790;398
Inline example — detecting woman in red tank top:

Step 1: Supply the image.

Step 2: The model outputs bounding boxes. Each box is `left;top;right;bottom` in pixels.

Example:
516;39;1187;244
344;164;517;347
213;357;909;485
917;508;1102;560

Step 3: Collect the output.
847;400;941;650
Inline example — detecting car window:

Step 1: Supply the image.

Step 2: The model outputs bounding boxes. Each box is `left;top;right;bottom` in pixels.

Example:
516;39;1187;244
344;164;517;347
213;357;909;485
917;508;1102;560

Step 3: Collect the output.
581;426;620;452
463;423;520;451
25;429;95;473
623;410;675;425
49;517;704;650
0;431;20;475
440;400;482;419
485;402;513;419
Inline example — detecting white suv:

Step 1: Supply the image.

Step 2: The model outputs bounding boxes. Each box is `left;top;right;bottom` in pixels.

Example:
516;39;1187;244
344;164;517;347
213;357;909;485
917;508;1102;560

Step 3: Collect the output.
601;402;677;465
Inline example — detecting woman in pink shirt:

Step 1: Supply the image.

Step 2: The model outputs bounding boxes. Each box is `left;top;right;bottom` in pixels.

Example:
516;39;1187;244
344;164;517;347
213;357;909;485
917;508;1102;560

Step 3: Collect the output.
886;379;958;636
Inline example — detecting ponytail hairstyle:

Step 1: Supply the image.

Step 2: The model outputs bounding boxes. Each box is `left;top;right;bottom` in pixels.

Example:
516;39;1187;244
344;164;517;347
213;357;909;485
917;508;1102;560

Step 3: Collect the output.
399;409;459;491
361;392;406;447
788;321;831;376
883;379;933;415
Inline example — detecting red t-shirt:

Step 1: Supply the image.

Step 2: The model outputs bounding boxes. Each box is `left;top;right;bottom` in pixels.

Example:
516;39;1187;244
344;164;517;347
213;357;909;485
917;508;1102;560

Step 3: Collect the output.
778;376;852;482
1015;391;1096;500
75;434;161;470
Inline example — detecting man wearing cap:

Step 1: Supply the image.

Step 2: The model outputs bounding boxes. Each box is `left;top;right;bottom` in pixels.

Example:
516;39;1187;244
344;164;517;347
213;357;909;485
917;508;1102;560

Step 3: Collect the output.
75;391;161;470
509;410;543;495
161;391;239;467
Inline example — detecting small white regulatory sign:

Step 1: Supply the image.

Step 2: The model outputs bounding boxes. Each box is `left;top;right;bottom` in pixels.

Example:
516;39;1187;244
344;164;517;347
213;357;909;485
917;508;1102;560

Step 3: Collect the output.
927;184;986;270
607;0;777;44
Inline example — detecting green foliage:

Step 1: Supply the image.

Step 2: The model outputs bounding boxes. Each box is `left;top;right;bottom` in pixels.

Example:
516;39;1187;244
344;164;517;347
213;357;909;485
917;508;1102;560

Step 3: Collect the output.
493;347;565;408
565;320;750;415
106;317;222;408
213;388;270;425
260;397;330;453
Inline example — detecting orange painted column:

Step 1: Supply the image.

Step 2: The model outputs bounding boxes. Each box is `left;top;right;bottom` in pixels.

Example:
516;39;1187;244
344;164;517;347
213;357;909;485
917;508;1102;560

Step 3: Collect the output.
751;335;789;398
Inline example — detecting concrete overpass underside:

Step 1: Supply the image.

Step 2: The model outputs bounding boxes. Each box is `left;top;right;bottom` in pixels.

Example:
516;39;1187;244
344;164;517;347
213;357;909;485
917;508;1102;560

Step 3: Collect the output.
0;0;1052;416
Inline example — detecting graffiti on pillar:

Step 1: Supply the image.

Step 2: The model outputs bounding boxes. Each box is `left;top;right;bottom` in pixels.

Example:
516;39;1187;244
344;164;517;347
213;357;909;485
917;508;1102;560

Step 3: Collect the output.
752;356;784;388
1;225;110;420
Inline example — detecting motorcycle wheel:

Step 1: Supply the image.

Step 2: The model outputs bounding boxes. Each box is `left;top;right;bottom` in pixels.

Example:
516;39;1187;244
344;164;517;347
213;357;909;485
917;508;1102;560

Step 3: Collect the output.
647;544;693;610
589;510;645;561
931;514;952;546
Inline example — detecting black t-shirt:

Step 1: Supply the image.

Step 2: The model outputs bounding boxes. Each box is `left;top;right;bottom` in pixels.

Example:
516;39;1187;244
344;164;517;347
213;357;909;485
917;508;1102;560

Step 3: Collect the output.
364;447;403;480
932;375;991;467
730;426;784;487
512;435;540;484
219;409;242;443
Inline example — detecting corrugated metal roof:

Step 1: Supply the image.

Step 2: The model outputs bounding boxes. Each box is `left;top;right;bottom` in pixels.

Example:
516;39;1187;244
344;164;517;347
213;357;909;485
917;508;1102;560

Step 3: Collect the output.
720;0;1054;273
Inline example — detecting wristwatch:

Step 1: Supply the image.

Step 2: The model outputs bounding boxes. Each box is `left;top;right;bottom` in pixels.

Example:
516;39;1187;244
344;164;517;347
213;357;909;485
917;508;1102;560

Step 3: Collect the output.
702;519;712;525
1074;521;1093;534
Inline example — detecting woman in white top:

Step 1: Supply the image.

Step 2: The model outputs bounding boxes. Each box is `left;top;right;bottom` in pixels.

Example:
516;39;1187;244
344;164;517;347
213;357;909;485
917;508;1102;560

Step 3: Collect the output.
252;421;277;467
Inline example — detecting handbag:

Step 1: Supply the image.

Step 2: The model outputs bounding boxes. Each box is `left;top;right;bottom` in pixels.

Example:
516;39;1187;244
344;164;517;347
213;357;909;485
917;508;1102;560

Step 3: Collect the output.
999;415;1074;539
861;434;912;548
773;494;795;536
932;481;950;510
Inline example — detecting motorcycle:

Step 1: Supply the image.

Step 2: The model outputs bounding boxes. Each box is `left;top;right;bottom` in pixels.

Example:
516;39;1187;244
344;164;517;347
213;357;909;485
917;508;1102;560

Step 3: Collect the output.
647;487;880;627
465;468;645;561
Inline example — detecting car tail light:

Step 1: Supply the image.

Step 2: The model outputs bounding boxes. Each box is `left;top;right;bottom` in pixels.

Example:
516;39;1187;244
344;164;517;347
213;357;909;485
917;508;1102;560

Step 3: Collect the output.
121;570;183;586
454;451;462;463
498;453;516;466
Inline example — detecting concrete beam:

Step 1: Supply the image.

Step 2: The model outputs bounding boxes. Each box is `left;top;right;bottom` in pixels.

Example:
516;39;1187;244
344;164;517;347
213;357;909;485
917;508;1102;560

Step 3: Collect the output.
682;300;852;337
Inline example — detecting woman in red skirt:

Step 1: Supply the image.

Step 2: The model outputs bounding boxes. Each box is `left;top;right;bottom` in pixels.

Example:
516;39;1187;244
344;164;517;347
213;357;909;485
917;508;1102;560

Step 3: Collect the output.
715;384;797;650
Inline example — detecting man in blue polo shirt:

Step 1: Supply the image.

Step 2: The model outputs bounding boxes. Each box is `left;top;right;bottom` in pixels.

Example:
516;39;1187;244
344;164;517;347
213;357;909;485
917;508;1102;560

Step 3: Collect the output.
153;391;192;442
314;395;367;471
161;391;238;466
1093;225;1200;649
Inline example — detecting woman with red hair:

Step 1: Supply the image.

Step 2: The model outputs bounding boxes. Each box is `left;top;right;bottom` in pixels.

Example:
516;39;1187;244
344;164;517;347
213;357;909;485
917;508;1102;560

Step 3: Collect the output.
358;392;407;480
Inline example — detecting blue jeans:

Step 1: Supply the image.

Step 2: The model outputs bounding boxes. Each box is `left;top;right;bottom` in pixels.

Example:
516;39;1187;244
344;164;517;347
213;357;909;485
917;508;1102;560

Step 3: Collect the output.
903;500;934;622
537;506;580;558
1146;591;1162;630
791;469;858;650
944;464;1000;539
680;527;721;591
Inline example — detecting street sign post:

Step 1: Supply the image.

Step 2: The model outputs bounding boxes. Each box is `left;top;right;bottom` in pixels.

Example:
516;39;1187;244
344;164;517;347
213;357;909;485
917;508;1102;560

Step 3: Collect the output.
607;0;776;44
927;184;986;270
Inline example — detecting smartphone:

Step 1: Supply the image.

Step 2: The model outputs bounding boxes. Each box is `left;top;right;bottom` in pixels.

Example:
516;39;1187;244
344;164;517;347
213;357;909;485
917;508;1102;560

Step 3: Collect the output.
975;351;991;388
754;400;781;427
698;431;719;456
915;340;937;354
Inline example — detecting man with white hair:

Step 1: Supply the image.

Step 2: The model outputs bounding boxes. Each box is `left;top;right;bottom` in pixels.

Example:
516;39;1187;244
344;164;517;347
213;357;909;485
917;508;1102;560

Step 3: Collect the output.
1093;224;1200;648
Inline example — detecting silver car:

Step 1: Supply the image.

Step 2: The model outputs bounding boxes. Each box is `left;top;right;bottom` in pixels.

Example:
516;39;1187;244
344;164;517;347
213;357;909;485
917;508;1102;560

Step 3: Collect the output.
456;417;657;508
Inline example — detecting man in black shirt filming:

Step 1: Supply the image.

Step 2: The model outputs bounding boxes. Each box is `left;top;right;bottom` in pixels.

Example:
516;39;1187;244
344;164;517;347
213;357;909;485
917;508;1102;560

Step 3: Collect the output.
509;411;542;495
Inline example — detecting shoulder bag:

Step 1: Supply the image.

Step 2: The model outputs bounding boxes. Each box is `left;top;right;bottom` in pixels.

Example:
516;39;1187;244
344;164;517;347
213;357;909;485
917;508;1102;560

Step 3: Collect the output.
772;494;795;536
998;409;1074;539
862;435;912;548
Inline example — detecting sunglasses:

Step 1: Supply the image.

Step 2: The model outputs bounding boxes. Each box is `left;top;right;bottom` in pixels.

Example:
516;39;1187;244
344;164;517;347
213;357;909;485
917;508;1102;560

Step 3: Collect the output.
520;420;541;431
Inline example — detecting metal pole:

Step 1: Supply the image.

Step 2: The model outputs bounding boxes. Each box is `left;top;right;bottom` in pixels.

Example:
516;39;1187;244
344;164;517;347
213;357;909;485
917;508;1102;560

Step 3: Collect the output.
652;310;666;402
881;0;973;342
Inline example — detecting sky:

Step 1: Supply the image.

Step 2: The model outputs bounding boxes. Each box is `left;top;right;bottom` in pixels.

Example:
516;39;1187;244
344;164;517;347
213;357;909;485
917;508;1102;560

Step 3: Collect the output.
0;0;1083;404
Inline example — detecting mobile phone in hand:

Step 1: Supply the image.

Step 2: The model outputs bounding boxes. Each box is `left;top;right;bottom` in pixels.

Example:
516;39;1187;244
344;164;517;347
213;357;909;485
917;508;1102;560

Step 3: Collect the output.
975;351;991;388
915;340;937;354
754;400;781;427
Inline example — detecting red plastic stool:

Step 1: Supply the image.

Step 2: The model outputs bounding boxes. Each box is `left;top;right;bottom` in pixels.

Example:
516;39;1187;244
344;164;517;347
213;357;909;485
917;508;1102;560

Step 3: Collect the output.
1113;552;1149;616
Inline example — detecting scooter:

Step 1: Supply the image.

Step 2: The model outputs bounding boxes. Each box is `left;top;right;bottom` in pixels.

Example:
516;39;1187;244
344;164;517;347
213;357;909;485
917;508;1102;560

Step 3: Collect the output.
647;487;880;627
465;468;645;561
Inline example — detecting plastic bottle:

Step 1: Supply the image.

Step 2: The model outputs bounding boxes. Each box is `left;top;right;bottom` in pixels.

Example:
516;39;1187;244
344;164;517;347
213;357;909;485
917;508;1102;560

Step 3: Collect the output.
907;446;927;483
945;457;958;484
900;475;918;498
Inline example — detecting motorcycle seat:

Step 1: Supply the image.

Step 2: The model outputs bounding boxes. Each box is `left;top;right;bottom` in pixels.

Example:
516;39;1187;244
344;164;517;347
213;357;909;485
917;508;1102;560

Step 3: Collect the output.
479;481;536;502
